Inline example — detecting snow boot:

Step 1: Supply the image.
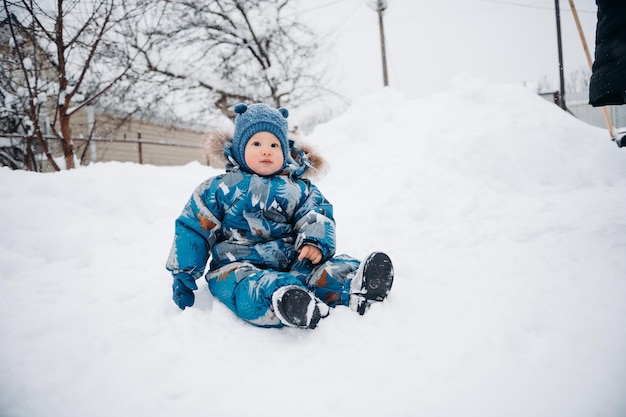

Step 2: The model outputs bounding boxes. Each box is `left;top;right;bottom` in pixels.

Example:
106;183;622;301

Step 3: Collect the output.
350;252;394;315
272;285;328;329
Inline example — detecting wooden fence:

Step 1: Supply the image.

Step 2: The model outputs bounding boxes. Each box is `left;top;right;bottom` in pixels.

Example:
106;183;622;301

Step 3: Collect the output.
81;134;206;166
0;133;207;172
0;105;217;171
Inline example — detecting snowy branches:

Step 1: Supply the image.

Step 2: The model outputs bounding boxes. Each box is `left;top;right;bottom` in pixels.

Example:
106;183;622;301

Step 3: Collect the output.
136;0;327;116
1;0;164;170
0;0;328;170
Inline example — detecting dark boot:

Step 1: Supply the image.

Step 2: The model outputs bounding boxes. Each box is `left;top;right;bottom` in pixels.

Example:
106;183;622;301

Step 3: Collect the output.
272;285;328;329
350;252;394;315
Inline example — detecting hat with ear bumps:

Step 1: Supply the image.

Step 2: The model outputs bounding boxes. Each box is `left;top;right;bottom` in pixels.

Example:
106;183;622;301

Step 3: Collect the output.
232;103;289;173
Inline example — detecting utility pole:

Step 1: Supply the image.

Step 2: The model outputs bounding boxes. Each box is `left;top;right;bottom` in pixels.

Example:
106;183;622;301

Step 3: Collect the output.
370;0;389;87
554;0;567;110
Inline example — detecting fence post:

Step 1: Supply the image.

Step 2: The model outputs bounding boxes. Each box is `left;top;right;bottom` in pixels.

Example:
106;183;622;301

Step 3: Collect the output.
137;132;143;164
87;106;97;163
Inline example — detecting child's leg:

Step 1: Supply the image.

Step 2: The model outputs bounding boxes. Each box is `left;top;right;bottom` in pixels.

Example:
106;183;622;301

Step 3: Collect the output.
303;252;394;314
302;254;361;307
206;262;307;328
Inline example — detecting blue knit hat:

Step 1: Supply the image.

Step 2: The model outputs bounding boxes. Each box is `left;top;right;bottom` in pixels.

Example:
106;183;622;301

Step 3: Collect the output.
231;103;290;173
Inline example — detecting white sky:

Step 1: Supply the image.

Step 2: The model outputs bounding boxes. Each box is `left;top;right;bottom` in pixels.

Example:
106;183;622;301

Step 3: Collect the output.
297;0;599;100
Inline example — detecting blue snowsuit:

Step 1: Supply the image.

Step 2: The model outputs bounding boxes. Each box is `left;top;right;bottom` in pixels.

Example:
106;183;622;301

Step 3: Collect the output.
166;141;360;327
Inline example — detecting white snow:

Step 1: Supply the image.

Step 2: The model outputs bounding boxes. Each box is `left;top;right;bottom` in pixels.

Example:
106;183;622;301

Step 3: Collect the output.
1;77;626;417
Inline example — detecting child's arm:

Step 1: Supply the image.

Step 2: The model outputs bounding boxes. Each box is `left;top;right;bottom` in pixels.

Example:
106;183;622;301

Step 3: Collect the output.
166;179;222;308
293;181;336;263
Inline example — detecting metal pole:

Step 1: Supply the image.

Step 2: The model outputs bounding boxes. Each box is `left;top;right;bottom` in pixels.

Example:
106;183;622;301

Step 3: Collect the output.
377;0;389;87
555;0;567;110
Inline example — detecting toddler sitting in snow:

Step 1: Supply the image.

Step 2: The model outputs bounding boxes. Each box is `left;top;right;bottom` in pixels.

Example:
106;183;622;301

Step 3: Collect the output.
166;103;393;328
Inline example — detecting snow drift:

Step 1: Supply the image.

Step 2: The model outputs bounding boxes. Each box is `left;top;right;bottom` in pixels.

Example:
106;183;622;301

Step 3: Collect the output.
1;78;625;417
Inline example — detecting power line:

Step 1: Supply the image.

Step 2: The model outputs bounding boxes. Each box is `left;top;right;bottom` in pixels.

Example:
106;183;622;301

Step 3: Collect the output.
298;0;352;15
480;0;595;14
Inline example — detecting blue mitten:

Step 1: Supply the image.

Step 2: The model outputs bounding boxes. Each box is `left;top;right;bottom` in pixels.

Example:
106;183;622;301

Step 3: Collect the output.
172;274;198;310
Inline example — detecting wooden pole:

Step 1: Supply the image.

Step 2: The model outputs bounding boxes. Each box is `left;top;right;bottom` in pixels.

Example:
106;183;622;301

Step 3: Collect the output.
568;0;614;138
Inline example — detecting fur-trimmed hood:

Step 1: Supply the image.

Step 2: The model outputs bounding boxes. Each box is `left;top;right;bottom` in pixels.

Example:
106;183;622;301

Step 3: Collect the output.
204;129;327;179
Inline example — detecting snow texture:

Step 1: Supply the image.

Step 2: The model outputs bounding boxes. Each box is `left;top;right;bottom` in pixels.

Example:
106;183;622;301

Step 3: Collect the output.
1;77;626;417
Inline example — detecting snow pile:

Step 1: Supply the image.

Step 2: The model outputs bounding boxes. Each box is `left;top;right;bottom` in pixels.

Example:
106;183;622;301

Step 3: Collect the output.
1;78;625;417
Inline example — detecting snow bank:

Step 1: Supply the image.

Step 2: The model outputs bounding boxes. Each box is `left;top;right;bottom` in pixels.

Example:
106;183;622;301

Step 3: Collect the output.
1;78;625;417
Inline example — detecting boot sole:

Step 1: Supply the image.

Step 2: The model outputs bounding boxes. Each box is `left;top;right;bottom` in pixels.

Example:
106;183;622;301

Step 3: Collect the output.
273;286;321;329
356;252;394;315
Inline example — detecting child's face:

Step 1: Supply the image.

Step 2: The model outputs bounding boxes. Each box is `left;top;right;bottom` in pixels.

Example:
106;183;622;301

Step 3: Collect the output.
244;132;284;176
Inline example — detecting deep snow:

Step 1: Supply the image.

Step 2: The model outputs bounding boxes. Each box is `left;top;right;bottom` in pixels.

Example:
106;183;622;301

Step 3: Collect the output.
1;78;626;417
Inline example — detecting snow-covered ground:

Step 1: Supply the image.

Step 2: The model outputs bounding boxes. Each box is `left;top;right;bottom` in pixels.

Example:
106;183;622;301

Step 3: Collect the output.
1;78;625;417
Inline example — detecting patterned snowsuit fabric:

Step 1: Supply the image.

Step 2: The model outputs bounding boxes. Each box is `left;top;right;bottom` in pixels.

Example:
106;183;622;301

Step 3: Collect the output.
166;144;360;327
207;256;360;327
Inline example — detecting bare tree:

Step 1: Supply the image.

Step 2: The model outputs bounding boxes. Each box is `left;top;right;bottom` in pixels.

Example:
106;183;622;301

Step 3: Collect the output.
134;0;329;117
534;67;592;96
566;66;591;94
1;0;338;171
1;0;164;170
1;11;59;170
